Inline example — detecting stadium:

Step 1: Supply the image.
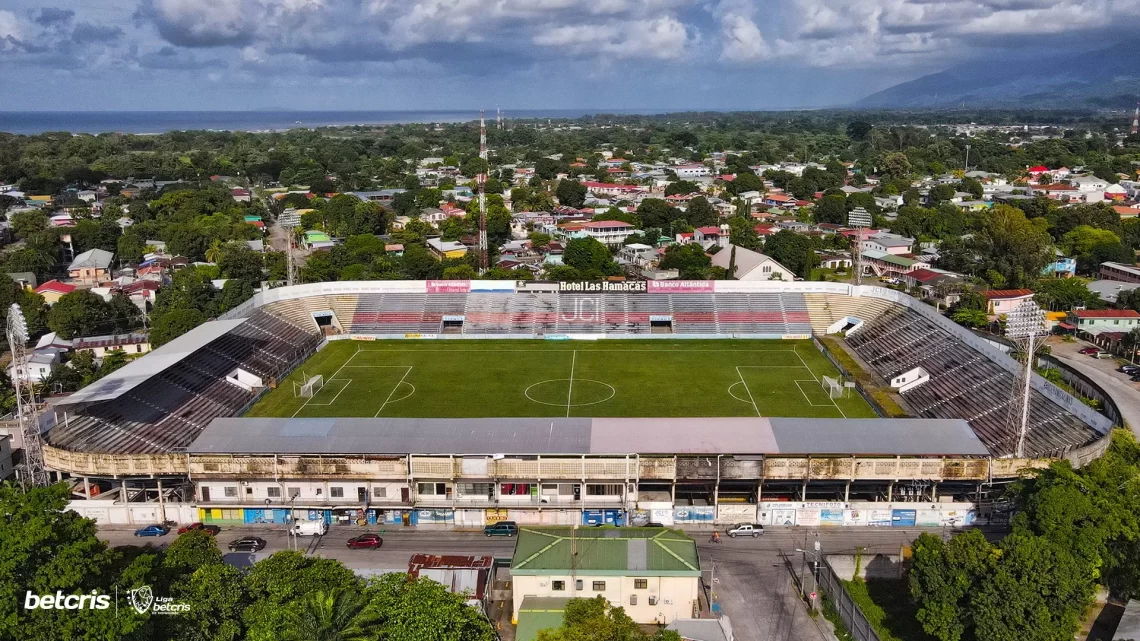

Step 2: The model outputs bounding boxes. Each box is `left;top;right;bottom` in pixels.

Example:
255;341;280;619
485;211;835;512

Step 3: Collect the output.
39;280;1114;529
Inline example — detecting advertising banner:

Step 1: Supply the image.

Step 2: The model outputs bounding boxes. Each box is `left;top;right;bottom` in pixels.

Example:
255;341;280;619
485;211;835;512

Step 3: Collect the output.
771;508;797;526
426;280;471;293
559;281;647;293
796;509;821;527
845;508;869;526
647;280;714;293
869;510;893;527
891;509;917;527
672;506;715;523
820;509;845;525
917;509;941;527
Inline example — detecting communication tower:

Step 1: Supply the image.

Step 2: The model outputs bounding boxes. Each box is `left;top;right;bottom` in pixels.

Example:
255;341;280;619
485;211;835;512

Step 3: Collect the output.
478;110;489;271
7;303;48;487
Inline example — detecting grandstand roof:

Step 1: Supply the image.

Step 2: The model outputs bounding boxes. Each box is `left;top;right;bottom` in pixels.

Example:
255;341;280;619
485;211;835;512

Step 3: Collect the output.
53;318;248;409
187;416;990;457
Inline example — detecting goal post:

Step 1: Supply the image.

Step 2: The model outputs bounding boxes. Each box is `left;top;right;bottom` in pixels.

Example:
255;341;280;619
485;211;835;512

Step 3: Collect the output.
298;374;324;398
822;375;844;399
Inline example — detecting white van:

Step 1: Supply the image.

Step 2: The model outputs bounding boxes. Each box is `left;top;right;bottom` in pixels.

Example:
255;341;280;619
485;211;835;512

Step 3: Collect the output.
290;520;328;536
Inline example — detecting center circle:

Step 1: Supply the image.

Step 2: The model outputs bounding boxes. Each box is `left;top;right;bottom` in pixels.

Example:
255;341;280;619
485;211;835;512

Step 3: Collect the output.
524;379;616;407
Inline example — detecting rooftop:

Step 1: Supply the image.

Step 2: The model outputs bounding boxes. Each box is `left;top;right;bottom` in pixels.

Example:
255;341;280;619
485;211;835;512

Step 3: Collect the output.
516;597;570;641
510;527;700;576
983;289;1034;300
1073;309;1140;319
68;248;114;271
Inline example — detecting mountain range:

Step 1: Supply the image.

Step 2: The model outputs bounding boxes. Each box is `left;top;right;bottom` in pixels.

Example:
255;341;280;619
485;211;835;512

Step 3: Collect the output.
854;42;1140;110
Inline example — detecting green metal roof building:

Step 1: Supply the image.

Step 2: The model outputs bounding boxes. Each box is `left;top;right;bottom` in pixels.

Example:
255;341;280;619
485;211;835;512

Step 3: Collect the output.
515;597;570;641
509;527;702;625
511;527;700;576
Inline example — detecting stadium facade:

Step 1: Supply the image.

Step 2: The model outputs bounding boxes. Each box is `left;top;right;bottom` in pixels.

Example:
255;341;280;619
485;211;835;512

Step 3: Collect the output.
39;280;1114;528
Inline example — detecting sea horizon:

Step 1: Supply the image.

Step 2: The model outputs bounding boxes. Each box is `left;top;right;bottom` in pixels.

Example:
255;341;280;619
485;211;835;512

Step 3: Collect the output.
0;109;674;135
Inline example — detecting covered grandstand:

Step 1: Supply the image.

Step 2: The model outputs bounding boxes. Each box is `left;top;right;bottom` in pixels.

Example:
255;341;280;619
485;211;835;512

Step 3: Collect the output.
38;280;1115;528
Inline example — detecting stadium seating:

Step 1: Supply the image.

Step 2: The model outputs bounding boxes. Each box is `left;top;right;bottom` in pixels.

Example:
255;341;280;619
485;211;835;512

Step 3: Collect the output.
47;311;322;454
845;307;1100;457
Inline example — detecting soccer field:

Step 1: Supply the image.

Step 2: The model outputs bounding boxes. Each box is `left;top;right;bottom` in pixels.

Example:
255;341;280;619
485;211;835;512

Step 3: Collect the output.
245;339;878;420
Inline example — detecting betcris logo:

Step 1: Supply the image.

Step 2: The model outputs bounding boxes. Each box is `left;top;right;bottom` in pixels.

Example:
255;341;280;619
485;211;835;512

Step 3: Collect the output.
24;590;112;610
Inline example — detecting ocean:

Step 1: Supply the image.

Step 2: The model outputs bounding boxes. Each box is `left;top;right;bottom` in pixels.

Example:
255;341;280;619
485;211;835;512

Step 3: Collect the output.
0;109;665;135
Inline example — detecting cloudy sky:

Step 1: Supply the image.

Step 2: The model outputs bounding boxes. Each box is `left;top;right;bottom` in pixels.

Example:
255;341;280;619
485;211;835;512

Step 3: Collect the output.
0;0;1133;111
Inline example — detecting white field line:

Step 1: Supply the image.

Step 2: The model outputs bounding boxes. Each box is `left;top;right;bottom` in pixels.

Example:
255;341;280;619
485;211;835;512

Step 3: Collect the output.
305;378;352;406
374;366;414;418
793;346;847;417
292;348;360;417
566;351;577;417
735;366;762;417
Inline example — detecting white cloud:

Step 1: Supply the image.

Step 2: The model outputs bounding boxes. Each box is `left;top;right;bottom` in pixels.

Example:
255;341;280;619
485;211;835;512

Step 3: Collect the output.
719;14;770;61
533;16;693;59
0;10;23;48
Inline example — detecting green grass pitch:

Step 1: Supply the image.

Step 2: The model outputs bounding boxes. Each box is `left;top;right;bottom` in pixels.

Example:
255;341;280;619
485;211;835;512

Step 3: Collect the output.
245;339;878;420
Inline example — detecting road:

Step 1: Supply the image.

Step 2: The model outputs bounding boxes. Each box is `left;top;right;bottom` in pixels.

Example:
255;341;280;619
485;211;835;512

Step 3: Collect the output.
100;524;950;641
1049;337;1140;436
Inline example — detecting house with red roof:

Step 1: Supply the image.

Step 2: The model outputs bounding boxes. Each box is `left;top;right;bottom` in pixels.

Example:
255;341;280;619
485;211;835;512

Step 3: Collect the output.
982;289;1034;315
1032;184;1081;201
581;182;647;197
35;280;76;305
693;225;728;249
580;220;635;247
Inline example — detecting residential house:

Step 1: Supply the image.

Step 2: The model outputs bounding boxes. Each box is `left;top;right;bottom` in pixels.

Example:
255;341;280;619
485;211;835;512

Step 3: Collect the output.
426;238;468;259
710;245;796;281
1087;280;1140;305
673;164;711;178
582;182;647;198
861;233;914;256
5;272;36;289
692;226;728;250
580;221;636;247
35;280;76;305
231;188;252;202
859;250;921;278
304;231;335;250
1068;309;1140;338
68;248;114;284
983;289;1035;315
73;333;151;358
510;527;700;625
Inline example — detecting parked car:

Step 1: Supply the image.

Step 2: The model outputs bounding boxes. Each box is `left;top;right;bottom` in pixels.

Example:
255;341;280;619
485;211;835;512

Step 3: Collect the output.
133;524;170;537
346;534;384;549
726;523;764;538
1078;347;1101;355
177;522;221;535
483;521;519;537
228;536;267;552
1120;365;1140;374
290;520;328;537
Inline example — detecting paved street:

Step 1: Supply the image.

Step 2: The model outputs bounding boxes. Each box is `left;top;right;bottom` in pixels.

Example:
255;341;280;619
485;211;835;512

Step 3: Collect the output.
100;524;949;641
1049;338;1140;436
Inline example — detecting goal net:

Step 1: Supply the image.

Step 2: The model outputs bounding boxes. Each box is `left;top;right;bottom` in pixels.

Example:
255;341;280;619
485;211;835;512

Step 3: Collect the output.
297;374;324;398
822;376;844;399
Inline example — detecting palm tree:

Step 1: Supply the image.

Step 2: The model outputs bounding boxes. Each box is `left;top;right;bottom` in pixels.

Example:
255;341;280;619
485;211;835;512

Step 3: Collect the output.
280;589;379;641
1123;328;1140;364
205;239;225;264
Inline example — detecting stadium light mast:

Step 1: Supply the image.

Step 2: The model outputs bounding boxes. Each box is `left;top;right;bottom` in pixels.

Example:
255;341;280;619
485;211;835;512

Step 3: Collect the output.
278;209;302;286
7;303;48;488
477;110;489;272
1005;300;1048;458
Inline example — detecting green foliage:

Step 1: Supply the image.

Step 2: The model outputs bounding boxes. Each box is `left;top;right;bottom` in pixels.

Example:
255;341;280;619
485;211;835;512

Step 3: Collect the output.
363;574;495;641
636;199;684;230
562;237;618;277
536;596;680;641
814;194;847;225
1032;277;1102;311
660;244;712;279
555;180;587;208
950;308;989;329
764;229;818;277
279;589;379;641
684;196;718;227
47;291;141;340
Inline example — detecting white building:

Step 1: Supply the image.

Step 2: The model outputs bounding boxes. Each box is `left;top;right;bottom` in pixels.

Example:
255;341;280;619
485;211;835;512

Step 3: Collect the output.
710;245;796;281
511;527;700;625
581;220;636;247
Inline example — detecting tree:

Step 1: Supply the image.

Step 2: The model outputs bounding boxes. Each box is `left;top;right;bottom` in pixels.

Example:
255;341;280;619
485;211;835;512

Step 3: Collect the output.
971;205;1053;288
242;552;362;641
726;245;737;280
727;216;760;250
636;199;682;229
725;172;764;196
442;264;476;280
174;563;247;641
684;196;718;227
763;230;817;277
1032;278;1101;311
813;194;847;225
10;210;49;239
164;530;223;577
951;308;989;329
555;180;587;208
846;121;873;141
928;184;956;204
659;244;711;279
150;307;207;347
47;290;112;339
881;152;911;180
536;596;680;641
664;180;700;196
280;589;379;641
562;237;616;277
361;574;496;641
910;530;994;641
218;244;265;285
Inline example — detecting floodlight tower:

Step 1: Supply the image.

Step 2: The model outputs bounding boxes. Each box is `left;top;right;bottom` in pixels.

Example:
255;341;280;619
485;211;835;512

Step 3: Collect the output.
1005;300;1048;458
1132;102;1139;136
477;110;489;272
7;303;47;487
277;209;302;286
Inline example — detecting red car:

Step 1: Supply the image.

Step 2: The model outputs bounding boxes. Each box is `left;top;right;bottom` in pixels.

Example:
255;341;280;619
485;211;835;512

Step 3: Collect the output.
177;522;221;535
1078;347;1101;355
346;534;383;549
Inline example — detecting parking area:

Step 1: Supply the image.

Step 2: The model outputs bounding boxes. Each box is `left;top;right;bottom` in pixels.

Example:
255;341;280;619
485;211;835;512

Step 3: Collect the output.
1048;337;1140;434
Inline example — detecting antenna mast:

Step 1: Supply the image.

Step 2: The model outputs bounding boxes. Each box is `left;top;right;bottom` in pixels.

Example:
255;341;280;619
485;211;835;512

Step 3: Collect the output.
8;303;48;488
478;110;489;272
1132;102;1139;136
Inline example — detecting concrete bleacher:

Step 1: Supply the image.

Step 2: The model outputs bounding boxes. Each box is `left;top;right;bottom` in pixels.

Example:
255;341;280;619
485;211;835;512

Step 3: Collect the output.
845;307;1100;458
48;311;323;454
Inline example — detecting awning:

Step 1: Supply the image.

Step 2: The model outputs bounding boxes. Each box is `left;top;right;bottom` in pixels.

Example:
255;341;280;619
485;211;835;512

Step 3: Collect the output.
1058;322;1075;330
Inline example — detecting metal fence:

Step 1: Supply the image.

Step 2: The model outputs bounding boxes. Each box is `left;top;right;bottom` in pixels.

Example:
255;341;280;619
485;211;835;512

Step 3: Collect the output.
815;558;883;641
